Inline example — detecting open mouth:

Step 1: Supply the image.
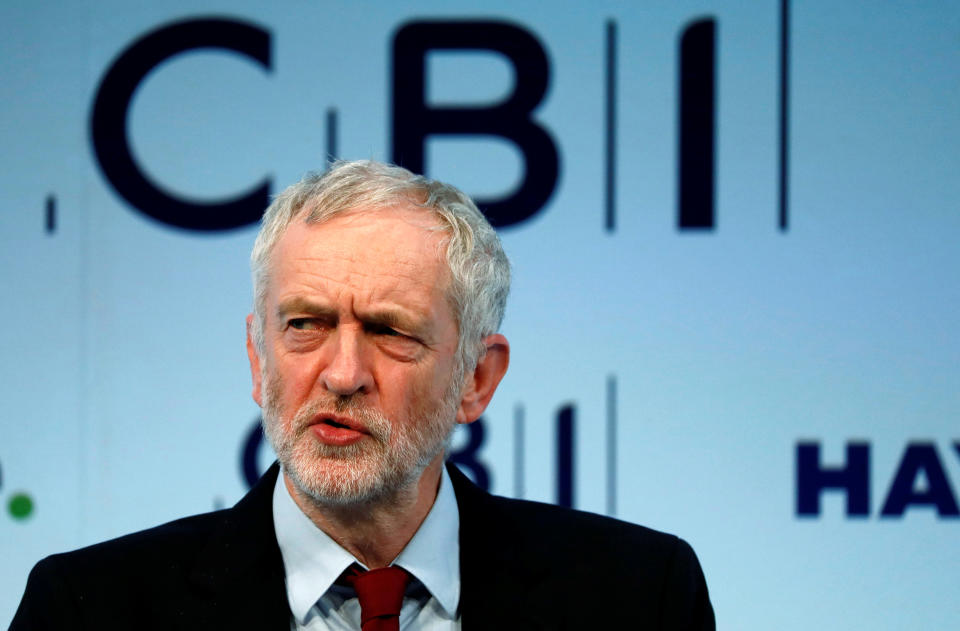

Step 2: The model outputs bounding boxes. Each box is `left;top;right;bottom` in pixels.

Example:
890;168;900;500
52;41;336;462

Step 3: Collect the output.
311;415;366;446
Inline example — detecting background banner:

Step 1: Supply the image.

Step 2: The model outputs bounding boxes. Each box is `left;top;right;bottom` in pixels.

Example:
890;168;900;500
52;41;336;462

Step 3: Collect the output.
2;2;958;628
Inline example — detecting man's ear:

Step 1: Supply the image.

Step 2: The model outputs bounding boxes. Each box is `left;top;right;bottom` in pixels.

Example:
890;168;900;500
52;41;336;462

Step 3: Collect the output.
246;314;263;406
456;334;509;425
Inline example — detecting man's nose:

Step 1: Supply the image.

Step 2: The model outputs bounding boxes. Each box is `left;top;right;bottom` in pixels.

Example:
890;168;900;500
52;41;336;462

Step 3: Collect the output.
320;328;373;396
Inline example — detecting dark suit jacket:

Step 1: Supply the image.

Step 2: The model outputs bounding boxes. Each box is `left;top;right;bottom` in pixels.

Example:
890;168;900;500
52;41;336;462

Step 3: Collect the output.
11;463;714;630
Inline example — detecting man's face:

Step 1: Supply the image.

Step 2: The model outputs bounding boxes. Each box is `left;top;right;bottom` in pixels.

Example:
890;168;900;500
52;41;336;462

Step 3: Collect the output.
249;206;463;505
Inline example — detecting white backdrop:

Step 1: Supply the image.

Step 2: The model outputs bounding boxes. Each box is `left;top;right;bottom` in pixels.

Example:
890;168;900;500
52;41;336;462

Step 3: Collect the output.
2;1;959;628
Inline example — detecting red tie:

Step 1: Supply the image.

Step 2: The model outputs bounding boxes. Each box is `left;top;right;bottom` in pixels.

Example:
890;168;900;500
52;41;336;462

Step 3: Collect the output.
346;565;411;631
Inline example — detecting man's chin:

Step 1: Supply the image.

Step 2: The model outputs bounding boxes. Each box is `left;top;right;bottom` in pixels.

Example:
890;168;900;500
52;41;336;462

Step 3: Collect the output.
282;455;418;507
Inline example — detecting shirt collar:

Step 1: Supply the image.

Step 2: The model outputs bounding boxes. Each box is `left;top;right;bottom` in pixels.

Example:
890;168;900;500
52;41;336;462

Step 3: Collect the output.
394;465;460;617
272;465;461;624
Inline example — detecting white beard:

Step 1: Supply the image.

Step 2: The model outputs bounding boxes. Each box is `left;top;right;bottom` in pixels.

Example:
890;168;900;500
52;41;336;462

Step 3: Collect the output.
260;370;459;507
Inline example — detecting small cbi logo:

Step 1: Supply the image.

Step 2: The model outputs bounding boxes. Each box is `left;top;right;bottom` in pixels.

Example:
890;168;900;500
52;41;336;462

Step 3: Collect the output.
238;375;621;514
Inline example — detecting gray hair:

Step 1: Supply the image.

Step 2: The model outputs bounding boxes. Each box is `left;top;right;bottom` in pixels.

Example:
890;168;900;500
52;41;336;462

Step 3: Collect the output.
250;160;510;377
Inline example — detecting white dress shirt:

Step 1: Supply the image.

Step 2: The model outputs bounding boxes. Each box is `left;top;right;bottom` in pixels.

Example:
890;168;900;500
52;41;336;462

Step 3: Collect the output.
273;467;462;631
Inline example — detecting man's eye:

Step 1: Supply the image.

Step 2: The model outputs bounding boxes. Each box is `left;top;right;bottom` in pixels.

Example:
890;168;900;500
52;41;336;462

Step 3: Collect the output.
369;323;402;337
289;318;319;330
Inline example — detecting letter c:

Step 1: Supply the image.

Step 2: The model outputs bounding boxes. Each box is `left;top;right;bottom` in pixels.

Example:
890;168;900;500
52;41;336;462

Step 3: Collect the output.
90;18;271;232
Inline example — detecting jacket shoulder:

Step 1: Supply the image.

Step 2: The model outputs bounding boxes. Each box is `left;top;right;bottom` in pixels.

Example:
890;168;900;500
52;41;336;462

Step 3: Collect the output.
12;466;284;630
482;492;687;566
449;464;715;629
45;508;228;571
10;510;229;630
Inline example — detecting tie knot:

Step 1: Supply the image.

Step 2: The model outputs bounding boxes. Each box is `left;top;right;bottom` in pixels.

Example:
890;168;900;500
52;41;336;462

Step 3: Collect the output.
346;565;411;630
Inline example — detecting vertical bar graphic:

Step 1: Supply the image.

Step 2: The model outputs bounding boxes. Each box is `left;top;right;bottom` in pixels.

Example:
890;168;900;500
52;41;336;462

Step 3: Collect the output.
326;107;339;163
779;0;790;231
677;18;716;230
45;195;56;234
514;403;525;498
556;404;575;508
605;20;617;233
606;375;617;516
242;418;265;489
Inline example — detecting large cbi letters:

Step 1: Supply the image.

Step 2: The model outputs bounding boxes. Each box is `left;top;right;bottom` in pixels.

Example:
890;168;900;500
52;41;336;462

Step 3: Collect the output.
90;17;559;231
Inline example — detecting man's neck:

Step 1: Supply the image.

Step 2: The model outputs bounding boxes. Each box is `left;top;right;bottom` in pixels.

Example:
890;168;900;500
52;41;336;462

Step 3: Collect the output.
283;458;444;569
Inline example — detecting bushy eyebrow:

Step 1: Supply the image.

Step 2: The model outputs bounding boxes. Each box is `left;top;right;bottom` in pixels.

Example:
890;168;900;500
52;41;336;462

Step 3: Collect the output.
363;310;423;335
276;297;337;323
276;297;428;338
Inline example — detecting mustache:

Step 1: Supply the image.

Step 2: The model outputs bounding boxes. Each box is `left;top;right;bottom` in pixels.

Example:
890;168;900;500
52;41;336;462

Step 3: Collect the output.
290;393;393;443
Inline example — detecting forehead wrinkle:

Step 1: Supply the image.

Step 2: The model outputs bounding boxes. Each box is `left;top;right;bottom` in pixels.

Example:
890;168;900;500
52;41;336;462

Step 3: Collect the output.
289;259;436;303
292;239;436;276
307;224;447;281
275;255;447;326
268;206;456;330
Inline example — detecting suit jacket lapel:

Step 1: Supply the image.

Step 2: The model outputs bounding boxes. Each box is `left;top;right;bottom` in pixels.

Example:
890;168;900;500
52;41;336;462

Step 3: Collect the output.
175;461;562;629
448;464;556;631
185;462;291;629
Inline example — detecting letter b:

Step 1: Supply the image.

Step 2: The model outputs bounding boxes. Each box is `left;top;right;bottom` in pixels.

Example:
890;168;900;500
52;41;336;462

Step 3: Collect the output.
391;20;560;228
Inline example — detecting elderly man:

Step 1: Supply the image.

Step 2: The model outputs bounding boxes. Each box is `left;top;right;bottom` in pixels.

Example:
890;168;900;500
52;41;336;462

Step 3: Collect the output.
12;161;714;630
